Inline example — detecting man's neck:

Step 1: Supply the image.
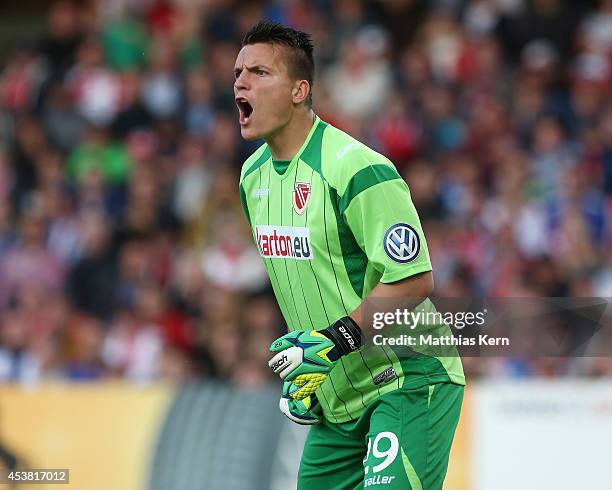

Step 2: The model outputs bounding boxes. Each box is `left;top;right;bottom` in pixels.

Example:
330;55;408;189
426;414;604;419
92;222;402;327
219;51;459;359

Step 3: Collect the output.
266;110;315;161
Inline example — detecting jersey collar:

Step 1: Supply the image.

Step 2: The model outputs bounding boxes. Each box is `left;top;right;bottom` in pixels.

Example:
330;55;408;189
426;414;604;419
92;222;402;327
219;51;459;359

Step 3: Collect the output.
270;113;322;180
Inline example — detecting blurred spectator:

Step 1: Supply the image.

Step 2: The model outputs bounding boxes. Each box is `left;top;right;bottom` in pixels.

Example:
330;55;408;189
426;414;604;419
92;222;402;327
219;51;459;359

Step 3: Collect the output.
323;27;392;120
101;305;163;383
101;7;148;71
64;313;106;380
39;0;82;80
172;136;211;223
0;209;65;310
0;311;42;384
183;69;215;136
66;211;116;320
68;125;131;186
9;117;47;211
578;0;612;55
111;70;153;139
496;0;583;62
0;199;15;255
141;36;182;119
66;36;122;126
1;46;45;114
41;84;84;152
530;114;579;199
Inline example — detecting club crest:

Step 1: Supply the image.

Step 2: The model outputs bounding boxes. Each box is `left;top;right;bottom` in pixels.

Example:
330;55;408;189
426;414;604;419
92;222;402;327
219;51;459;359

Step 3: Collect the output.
293;182;311;214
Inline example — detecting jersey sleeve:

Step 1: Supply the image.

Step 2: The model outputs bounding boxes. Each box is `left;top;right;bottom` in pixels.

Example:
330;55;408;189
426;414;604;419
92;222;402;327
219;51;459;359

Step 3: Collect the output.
238;143;271;229
341;164;432;283
239;182;251;226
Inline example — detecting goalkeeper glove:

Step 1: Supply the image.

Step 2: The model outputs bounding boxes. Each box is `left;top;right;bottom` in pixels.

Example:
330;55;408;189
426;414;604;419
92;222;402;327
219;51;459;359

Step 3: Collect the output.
279;380;321;425
268;316;362;400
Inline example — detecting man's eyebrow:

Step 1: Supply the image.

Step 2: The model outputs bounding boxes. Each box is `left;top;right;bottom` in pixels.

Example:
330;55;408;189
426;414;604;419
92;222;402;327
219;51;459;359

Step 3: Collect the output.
234;63;272;73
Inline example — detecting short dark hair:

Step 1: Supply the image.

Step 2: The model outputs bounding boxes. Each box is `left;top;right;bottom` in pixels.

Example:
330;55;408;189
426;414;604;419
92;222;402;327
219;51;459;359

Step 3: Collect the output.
242;21;314;106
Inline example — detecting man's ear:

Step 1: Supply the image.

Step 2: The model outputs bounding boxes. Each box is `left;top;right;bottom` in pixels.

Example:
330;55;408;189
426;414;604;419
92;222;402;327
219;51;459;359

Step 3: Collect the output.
292;80;311;105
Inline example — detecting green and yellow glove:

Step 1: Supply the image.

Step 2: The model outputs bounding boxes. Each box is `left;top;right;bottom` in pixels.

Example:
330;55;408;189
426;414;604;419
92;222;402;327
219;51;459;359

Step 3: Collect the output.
279;380;322;425
268;316;363;400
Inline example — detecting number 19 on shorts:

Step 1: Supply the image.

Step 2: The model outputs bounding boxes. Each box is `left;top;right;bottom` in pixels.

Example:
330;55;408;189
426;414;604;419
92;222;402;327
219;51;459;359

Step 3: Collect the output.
363;431;399;487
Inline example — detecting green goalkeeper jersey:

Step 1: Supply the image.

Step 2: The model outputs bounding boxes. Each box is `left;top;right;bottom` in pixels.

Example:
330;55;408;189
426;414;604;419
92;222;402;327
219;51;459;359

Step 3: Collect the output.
239;115;465;423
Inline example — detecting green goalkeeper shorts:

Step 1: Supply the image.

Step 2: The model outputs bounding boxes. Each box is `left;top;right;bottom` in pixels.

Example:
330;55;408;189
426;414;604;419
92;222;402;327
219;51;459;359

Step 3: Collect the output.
298;382;463;490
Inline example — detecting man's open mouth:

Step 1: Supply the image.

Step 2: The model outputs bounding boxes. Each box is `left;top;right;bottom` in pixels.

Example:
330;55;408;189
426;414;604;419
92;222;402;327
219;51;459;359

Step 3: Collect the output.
236;97;253;125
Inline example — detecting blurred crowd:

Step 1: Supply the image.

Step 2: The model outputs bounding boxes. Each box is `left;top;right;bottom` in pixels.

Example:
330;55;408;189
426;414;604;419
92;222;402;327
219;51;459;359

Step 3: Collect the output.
0;0;610;385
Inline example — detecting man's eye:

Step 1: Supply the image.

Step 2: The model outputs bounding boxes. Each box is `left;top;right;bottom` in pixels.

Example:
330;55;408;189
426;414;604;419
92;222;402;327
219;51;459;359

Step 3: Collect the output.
256;70;266;76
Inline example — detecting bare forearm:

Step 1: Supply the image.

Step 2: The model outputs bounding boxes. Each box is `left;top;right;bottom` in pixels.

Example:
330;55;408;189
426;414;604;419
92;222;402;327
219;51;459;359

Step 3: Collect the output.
350;271;434;334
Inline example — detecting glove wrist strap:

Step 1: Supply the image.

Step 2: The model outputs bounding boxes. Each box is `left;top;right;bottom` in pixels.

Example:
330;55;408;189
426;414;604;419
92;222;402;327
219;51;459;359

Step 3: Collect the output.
319;316;362;357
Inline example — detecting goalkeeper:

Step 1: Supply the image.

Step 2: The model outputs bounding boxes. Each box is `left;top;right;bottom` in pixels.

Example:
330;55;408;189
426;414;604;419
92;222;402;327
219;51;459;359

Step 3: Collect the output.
236;21;465;490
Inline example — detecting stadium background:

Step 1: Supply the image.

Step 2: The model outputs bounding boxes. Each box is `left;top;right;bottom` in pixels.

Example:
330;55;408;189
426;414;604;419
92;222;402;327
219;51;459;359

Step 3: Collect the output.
0;0;611;488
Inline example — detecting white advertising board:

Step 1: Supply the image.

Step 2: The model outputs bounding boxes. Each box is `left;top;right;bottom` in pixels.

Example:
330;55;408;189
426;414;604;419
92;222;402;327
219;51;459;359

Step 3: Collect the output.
473;380;612;490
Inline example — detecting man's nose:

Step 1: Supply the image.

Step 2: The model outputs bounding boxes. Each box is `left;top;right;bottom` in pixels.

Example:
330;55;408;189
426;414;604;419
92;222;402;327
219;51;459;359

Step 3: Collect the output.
234;71;248;91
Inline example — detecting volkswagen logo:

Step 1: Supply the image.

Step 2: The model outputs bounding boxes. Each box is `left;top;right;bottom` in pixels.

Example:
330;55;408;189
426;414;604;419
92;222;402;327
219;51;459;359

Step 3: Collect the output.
383;223;420;263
